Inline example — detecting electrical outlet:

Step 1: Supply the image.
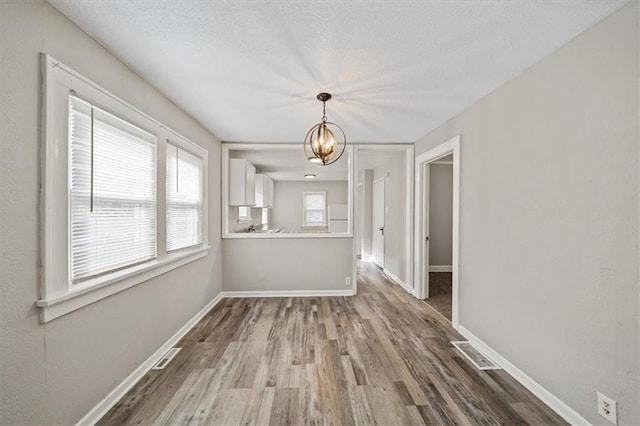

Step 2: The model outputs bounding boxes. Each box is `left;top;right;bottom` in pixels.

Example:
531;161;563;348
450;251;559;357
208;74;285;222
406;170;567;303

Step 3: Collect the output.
597;392;617;425
345;277;351;286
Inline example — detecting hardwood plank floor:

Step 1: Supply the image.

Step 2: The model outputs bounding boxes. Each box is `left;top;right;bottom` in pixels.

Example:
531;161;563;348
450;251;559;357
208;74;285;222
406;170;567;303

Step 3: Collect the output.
99;262;566;425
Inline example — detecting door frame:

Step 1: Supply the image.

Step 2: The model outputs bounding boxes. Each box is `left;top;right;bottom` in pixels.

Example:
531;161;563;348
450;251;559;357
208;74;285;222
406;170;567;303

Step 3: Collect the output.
414;135;461;328
372;177;386;268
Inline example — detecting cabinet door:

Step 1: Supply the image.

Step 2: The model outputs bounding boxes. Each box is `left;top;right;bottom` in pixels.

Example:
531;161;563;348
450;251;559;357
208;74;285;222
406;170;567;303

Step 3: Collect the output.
229;159;256;206
229;158;246;206
255;174;265;208
245;162;256;206
266;177;274;208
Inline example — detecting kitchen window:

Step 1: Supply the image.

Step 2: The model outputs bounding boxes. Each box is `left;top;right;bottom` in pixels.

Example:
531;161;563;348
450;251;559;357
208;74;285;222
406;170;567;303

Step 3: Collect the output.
238;206;252;222
302;191;327;227
37;55;209;323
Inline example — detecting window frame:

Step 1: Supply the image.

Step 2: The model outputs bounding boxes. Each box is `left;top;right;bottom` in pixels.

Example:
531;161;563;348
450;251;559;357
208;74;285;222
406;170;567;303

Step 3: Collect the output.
37;54;209;323
302;191;327;228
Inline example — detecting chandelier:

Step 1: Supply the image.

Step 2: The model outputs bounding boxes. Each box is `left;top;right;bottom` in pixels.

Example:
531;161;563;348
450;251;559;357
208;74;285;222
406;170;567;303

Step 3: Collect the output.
303;92;346;166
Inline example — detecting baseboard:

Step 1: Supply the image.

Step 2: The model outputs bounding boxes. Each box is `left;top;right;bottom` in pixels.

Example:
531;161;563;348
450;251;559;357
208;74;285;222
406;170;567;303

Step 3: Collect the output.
382;268;410;293
76;292;225;426
457;326;591;426
222;289;355;298
429;265;452;272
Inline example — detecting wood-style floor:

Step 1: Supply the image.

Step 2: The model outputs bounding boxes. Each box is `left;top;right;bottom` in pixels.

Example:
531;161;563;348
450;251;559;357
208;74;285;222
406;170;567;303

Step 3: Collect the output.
99;262;565;425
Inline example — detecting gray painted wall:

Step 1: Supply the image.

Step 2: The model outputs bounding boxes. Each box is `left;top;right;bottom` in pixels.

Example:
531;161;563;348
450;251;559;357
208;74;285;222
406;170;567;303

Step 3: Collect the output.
355;180;363;255
359;170;373;260
0;2;223;424
414;3;639;423
222;238;353;292
429;164;453;266
270;180;348;232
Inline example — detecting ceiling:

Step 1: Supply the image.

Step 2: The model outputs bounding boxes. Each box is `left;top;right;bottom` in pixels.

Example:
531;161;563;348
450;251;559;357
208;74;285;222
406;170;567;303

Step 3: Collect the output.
49;0;628;144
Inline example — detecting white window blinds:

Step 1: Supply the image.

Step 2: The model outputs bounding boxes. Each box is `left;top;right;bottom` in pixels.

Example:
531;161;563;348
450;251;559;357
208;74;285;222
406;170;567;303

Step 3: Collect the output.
302;192;327;226
69;96;157;282
166;143;204;251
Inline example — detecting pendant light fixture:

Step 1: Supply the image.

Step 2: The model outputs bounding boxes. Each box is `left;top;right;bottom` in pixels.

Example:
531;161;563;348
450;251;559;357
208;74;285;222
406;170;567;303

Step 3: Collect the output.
303;92;346;166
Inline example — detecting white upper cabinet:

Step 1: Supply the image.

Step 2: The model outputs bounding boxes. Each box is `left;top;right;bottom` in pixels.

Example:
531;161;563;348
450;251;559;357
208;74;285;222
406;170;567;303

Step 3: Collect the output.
255;174;274;208
266;177;274;208
229;158;256;206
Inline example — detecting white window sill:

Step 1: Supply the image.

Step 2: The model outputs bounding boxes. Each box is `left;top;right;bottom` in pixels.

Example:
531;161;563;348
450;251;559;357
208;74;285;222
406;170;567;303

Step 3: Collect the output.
35;246;210;323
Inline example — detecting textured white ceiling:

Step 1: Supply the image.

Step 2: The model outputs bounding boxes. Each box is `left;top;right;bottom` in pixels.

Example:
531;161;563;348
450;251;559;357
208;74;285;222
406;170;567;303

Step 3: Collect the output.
49;0;628;143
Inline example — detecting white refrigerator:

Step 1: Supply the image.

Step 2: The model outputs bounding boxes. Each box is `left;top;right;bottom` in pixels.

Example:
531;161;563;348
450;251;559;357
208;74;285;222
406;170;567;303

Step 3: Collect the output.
328;204;348;233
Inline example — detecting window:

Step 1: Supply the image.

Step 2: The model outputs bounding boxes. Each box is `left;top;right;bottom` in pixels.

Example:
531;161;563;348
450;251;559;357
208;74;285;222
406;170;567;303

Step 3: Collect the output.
166;143;204;251
38;55;209;323
302;191;327;227
238;206;252;222
69;96;157;282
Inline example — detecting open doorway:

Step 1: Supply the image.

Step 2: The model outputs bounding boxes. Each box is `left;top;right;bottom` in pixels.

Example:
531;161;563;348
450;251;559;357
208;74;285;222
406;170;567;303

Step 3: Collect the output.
423;155;453;320
414;135;460;328
354;145;414;295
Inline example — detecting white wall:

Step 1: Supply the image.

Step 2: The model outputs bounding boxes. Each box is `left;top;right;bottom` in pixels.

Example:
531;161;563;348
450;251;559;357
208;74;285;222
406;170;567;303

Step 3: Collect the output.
429;164;453;266
270;180;348;232
0;2;222;424
414;3;639;423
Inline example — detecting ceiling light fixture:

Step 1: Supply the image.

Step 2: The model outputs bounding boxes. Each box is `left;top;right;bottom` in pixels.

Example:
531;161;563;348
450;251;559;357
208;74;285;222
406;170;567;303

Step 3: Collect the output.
303;92;346;166
304;173;316;179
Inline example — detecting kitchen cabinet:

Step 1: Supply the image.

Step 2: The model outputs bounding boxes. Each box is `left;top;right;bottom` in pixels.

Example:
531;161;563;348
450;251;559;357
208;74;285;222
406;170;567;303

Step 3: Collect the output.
255;174;274;208
229;158;256;206
266;177;274;208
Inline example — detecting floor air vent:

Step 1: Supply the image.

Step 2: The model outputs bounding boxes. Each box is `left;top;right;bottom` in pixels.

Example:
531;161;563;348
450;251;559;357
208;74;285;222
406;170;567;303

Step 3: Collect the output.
451;341;501;370
152;347;181;370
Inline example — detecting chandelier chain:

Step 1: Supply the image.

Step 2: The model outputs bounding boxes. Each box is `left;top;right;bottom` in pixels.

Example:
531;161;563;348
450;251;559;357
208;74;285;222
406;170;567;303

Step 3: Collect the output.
322;101;327;123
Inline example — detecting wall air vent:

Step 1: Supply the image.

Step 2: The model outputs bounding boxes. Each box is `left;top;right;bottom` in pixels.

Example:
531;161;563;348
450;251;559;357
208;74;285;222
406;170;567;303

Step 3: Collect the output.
151;347;181;370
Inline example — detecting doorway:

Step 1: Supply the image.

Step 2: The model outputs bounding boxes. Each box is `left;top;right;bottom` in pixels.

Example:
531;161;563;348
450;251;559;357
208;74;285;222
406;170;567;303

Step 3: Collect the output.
414;135;460;328
372;177;385;268
353;145;414;295
424;156;453;320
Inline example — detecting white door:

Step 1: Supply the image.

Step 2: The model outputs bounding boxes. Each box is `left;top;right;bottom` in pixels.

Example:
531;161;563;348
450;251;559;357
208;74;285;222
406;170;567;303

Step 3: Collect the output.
372;178;385;268
422;163;430;298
